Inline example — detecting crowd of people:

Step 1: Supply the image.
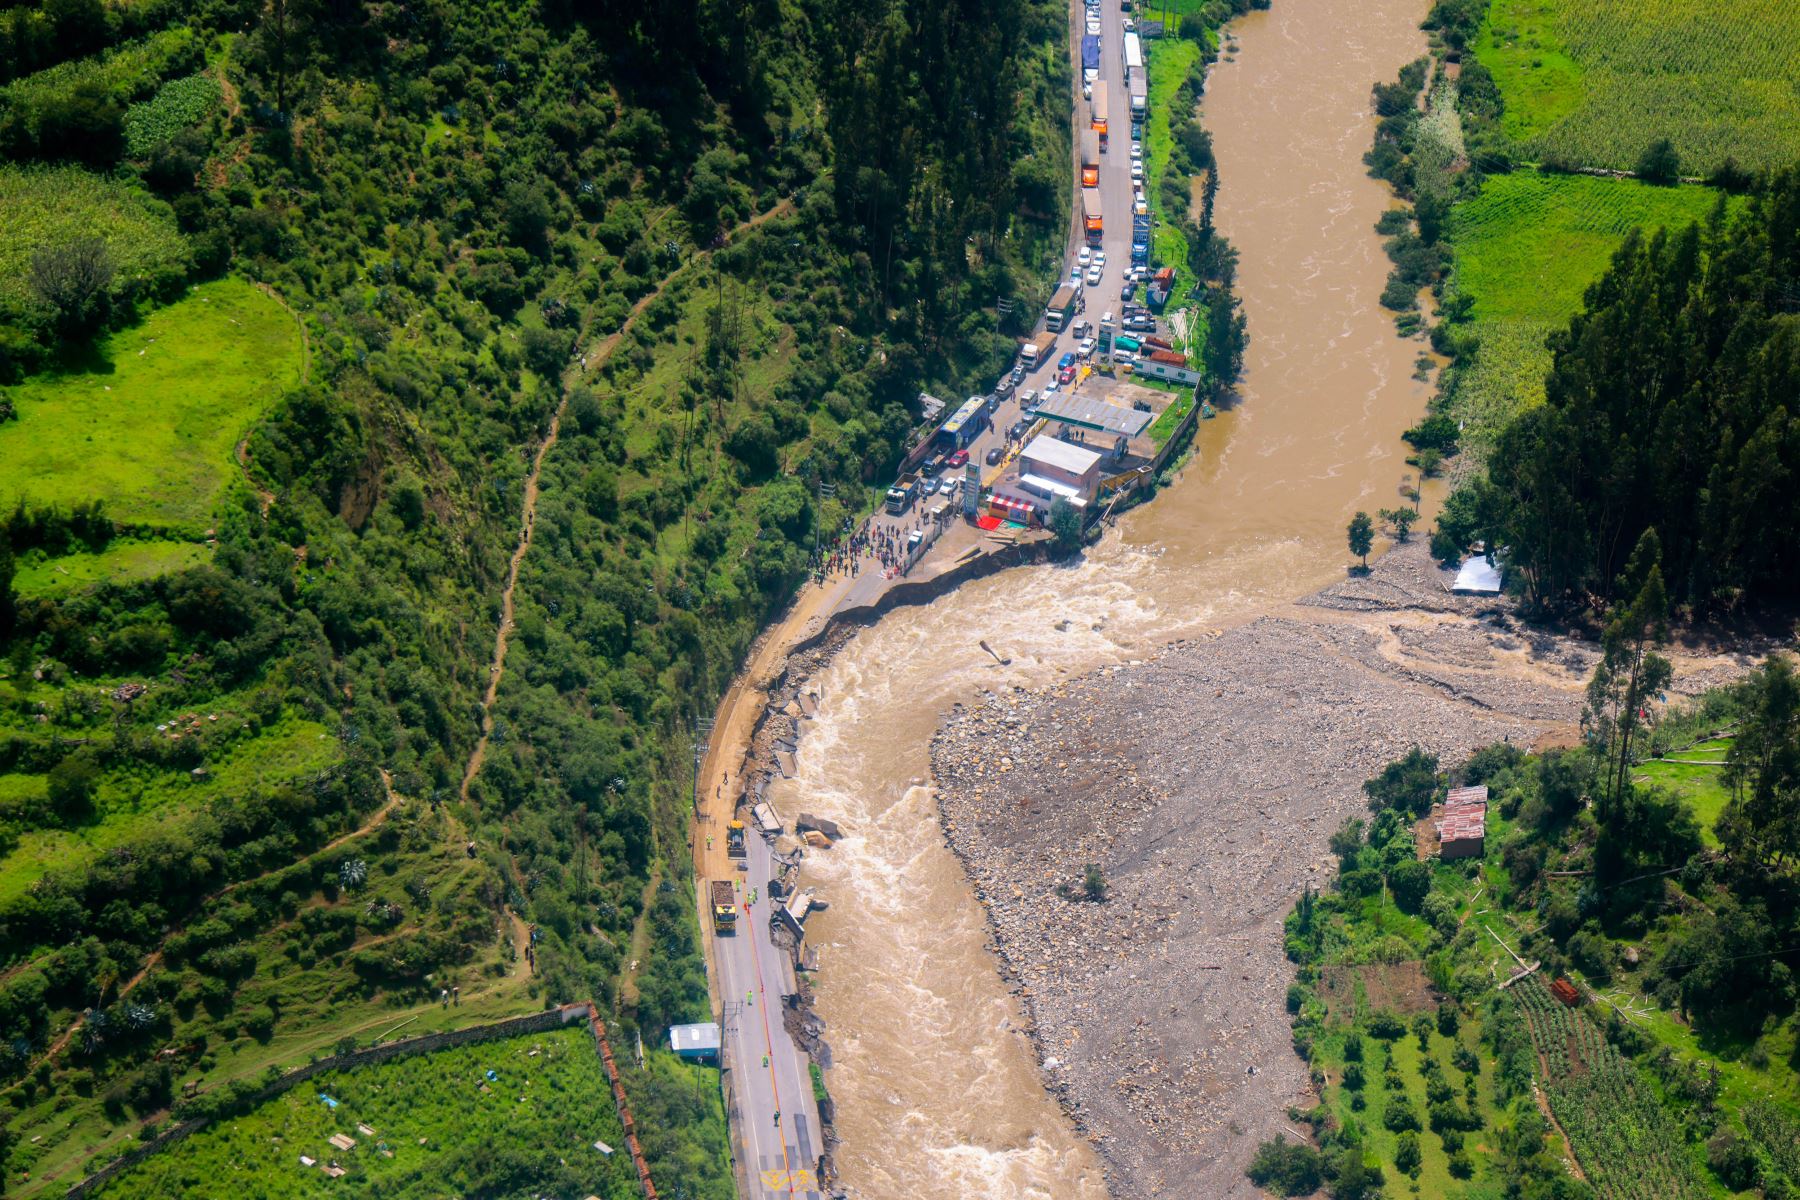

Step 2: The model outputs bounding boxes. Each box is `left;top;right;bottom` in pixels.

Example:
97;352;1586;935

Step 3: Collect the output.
806;502;963;585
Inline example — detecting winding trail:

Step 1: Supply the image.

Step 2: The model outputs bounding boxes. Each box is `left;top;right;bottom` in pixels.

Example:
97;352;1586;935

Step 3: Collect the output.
457;198;795;804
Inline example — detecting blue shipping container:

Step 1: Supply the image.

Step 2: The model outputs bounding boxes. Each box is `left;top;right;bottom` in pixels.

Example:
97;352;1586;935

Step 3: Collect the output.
1082;35;1100;70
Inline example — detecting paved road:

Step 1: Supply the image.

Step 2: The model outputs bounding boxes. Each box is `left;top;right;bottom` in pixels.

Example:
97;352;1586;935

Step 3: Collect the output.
702;4;1147;1196
712;830;823;1199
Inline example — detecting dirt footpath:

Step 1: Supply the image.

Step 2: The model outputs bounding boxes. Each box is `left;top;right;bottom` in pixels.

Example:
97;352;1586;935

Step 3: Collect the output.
927;541;1752;1199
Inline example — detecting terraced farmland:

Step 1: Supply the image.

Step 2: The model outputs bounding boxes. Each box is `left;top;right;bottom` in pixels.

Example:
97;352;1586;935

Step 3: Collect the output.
1514;977;1709;1200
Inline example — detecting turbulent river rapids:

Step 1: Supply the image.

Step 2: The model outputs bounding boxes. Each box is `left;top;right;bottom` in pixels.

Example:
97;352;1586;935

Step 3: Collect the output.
772;0;1433;1193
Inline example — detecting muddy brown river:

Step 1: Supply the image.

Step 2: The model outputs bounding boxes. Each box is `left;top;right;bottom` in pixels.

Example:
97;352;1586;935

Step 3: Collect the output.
770;0;1431;1193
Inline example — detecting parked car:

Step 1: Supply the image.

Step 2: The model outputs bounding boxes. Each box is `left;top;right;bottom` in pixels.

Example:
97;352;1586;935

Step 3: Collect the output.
1059;364;1077;385
1078;247;1091;267
946;448;969;469
1009;418;1031;440
986;446;1005;466
1093;250;1106;268
1121;281;1134;301
1010;363;1025;384
995;376;1014;397
1086;265;1103;286
1130;161;1143;181
1079;337;1096;357
1058;351;1076;370
1124;16;1135;30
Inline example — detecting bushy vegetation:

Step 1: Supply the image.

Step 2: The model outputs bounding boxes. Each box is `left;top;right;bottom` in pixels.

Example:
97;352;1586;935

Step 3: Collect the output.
1265;642;1800;1199
1434;168;1800;609
0;0;1077;1191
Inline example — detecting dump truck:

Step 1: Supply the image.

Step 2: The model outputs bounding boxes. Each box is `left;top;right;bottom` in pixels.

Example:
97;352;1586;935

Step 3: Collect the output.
885;473;919;514
726;819;747;858
1020;330;1057;370
710;880;737;935
1082;187;1103;245
1046;284;1079;332
1090;80;1108;143
1080;130;1099;188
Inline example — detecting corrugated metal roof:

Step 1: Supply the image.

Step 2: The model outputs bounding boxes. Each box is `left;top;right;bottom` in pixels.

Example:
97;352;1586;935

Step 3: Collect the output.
669;1022;721;1053
1439;786;1487;843
1027;392;1153;437
1021;435;1103;476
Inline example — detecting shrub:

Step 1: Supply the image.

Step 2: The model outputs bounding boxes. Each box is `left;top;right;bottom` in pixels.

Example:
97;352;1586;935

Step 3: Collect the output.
1245;1137;1326;1196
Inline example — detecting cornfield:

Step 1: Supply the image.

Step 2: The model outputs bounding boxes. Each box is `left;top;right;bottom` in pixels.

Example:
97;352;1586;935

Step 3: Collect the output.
1514;977;1709;1200
0;28;197;110
0;165;191;310
125;73;222;157
1481;0;1800;173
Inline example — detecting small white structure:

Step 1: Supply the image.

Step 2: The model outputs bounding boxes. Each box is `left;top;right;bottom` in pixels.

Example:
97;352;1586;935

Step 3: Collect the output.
1452;555;1503;595
669;1022;722;1063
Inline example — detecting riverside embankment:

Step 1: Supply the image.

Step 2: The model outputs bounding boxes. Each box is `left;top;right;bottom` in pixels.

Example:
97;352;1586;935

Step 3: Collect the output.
698;0;1492;1195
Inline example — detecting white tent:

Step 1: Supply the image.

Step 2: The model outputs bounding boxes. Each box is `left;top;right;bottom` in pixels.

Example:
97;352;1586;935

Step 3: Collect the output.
1452;556;1502;595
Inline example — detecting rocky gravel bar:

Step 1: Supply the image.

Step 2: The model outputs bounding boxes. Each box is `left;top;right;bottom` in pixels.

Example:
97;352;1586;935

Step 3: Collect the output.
927;544;1607;1197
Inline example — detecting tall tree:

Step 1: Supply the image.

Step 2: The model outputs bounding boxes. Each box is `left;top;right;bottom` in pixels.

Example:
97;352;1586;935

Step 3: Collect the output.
1719;656;1800;879
1347;511;1374;569
1584;529;1673;813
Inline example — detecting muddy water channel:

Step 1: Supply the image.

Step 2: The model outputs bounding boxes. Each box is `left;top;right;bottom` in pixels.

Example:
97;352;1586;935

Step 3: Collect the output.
772;0;1430;1194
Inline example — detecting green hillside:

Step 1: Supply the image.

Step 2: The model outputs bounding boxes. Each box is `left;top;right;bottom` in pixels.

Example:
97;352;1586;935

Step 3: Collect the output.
0;0;1072;1193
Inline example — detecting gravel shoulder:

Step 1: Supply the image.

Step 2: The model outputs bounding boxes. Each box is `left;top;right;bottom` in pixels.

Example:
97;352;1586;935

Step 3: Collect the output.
927;540;1748;1198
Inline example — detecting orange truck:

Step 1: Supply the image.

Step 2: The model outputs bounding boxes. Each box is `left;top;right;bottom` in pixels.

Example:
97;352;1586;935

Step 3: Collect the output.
1080;130;1099;188
1082;187;1103;245
1090;80;1109;144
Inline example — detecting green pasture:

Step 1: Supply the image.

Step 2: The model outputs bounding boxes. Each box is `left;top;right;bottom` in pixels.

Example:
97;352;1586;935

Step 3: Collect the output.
1443;172;1722;451
1476;0;1800;172
1144;38;1201;310
11;540;211;599
1635;738;1732;847
0;715;336;907
0;278;303;529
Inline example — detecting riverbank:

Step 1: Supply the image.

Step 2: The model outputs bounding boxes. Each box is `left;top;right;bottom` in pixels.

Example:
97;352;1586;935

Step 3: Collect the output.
925;539;1753;1198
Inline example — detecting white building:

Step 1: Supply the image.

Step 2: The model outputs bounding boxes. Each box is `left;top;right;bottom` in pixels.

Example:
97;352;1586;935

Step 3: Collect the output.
1018;435;1103;507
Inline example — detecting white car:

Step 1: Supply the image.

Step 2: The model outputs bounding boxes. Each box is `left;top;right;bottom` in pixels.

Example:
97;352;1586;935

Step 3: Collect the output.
1086;265;1103;286
1131;161;1144;180
1042;378;1060;395
1069;265;1083;286
1125;16;1136;30
1087;20;1101;34
1100;310;1114;326
1078;247;1092;267
1079;337;1096;357
1093;250;1106;268
1130;145;1142;162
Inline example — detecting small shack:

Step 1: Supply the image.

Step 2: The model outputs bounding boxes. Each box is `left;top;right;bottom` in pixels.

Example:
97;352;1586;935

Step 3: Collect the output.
1549;977;1582;1007
1438;785;1488;860
668;1022;721;1064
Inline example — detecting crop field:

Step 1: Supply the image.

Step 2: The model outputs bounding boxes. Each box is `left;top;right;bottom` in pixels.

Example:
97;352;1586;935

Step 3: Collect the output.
124;73;222;157
0;278;303;529
1514;977;1708;1200
1442;172;1722;450
0;29;197;114
0;166;190;312
1476;0;1800;173
96;1026;644;1200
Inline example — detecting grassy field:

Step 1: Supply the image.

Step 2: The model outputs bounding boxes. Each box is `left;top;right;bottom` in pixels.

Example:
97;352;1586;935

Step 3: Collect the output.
1475;0;1800;173
0;165;190;312
1443;172;1722;450
95;1025;644;1200
1143;38;1201;310
0;713;338;907
11;539;212;598
1634;738;1733;847
0;278;303;529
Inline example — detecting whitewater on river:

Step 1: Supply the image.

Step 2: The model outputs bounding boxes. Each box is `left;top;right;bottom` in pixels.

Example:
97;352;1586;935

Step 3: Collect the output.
768;0;1432;1194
